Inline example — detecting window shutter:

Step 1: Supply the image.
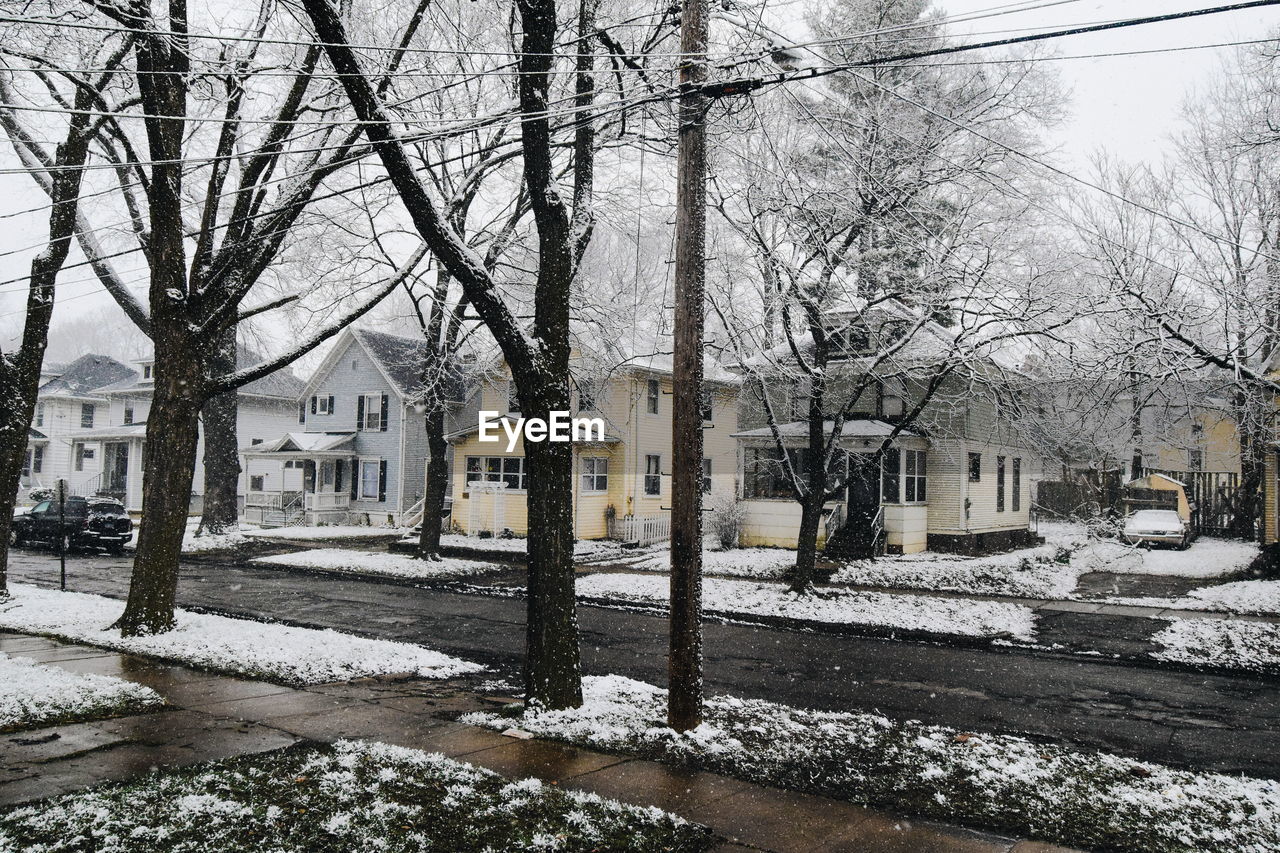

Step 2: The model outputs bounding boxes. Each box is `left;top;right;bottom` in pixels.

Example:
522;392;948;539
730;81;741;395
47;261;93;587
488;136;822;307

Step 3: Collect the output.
357;395;365;430
378;460;387;502
327;395;335;414
335;459;344;493
380;394;389;431
298;401;306;424
350;462;358;500
310;396;317;415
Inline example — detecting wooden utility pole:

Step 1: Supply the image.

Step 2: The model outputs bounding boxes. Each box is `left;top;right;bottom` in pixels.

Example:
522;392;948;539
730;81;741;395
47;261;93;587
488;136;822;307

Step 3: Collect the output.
668;0;709;732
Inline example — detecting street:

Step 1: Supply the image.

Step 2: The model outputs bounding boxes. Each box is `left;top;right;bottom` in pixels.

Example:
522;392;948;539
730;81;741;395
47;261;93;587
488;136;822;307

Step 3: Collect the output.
7;545;1279;780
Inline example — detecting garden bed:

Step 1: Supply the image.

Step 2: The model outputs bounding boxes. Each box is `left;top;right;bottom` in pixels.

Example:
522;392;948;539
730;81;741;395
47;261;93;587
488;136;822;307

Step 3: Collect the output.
0;739;712;853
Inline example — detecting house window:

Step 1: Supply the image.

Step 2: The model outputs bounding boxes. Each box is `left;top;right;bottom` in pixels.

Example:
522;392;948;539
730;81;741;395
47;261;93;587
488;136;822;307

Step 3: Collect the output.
828;324;870;359
351;359;358;370
881;447;901;503
465;456;526;491
21;450;31;478
34;404;43;427
1189;449;1203;471
702;458;712;493
360;460;381;499
744;447;809;499
968;452;981;482
903;449;927;503
360;393;384;431
74;443;95;471
311;395;334;416
80;403;95;428
701;390;714;423
581;457;608;492
578;382;598;413
251;438;263;446
996;455;1007;512
788;379;807;421
644;455;661;496
142;364;152;379
646;379;660;415
298;402;306;424
507;381;520;414
1012;457;1022;512
249;475;265;491
123;407;134;425
31;446;42;474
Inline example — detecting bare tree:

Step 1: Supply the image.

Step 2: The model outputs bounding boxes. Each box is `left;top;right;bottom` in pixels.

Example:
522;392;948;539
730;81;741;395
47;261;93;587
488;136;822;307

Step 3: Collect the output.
0;37;132;593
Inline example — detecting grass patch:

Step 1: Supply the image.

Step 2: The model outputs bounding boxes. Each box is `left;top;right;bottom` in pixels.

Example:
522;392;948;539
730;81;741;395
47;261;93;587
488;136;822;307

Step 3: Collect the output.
464;676;1280;853
0;740;713;853
0;653;162;734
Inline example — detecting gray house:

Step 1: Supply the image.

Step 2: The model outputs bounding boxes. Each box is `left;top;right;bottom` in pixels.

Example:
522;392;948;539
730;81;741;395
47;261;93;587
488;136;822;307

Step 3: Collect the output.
241;327;457;527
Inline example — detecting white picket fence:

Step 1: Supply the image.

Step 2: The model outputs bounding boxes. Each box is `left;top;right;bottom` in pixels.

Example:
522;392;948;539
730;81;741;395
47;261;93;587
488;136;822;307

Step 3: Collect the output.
613;512;671;547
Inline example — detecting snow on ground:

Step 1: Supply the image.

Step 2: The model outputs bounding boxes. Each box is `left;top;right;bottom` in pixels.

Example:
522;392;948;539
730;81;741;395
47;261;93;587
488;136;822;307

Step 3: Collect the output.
1103;580;1280;616
125;520;257;553
1151;617;1280;673
576;573;1036;640
251;548;501;580
244;525;409;541
0;739;710;853
629;547;795;580
464;675;1280;853
830;544;1080;599
432;533;622;562
0;584;482;685
0;652;161;732
1074;537;1258;578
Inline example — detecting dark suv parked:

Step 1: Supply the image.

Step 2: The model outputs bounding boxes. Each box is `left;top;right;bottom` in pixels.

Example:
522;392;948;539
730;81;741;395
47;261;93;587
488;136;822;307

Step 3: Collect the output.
12;496;133;554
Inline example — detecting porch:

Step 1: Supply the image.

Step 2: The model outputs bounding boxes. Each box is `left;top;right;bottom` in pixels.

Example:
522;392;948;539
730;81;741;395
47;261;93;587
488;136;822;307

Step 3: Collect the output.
241;432;356;528
733;420;929;556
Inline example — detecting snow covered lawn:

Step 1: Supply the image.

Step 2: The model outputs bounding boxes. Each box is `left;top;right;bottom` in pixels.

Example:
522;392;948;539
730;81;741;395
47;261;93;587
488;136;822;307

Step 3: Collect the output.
630;547;795;579
433;533;623;562
245;525;409;542
1152;617;1280;673
576;574;1036;640
464;675;1280;853
830;544;1080;599
0;584;482;685
0;739;712;853
251;548;500;581
125;520;257;554
1075;537;1259;578
0;653;161;733
1104;580;1280;616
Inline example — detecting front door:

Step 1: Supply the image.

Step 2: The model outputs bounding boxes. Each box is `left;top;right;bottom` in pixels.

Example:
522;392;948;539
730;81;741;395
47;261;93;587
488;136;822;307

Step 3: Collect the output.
846;452;879;522
104;443;129;495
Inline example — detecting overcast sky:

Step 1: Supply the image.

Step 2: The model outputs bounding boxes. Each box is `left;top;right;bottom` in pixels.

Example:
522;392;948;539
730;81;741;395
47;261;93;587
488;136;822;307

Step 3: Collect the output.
3;0;1280;352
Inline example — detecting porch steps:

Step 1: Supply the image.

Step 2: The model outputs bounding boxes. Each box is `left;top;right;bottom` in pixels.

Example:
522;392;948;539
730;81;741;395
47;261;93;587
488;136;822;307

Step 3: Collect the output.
823;510;885;560
259;509;304;529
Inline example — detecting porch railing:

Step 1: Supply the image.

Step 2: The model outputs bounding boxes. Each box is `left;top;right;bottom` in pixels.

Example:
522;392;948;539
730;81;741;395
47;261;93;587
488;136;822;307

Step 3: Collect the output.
612;512;671;547
822;503;846;544
305;492;350;512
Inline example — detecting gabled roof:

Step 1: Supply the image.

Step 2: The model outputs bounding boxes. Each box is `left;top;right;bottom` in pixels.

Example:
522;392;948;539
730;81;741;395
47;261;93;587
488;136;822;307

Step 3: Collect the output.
351;328;433;397
615;352;741;386
38;354;135;399
237;346;306;400
242;432;356;454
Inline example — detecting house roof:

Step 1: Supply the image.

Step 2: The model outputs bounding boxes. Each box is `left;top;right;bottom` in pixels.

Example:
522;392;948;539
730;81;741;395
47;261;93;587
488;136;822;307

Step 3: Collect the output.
242;431;357;454
351;328;434;397
38;354;136;399
28;427;46;441
78;423;149;441
732;419;921;440
615;352;741;385
96;345;305;400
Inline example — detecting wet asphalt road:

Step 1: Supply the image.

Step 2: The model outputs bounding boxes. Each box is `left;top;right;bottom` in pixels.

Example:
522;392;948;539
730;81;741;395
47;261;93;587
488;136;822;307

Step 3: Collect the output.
6;546;1280;779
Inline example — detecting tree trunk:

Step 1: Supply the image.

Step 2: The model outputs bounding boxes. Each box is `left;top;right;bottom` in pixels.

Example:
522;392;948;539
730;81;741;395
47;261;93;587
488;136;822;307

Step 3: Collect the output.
0;406;31;597
198;326;240;535
789;492;825;592
117;350;203;634
417;406;448;558
522;397;582;709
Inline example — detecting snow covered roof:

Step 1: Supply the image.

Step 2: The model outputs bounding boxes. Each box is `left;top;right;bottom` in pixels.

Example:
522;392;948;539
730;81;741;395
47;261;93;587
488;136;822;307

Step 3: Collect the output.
732;419;921;440
616;352;741;385
238;346;306;400
352;328;433;397
38;354;136;399
243;432;356;454
78;423;149;440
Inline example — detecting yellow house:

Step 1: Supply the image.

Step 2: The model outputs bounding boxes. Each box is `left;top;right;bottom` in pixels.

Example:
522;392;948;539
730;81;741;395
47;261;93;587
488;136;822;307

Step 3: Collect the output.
445;355;740;542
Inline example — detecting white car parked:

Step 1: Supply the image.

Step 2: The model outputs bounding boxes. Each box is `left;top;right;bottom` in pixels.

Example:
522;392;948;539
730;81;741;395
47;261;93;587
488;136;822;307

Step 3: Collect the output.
1122;509;1192;550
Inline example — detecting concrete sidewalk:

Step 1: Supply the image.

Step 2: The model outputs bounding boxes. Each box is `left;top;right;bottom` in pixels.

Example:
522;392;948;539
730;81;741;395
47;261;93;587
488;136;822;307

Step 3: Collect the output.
0;631;1075;853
